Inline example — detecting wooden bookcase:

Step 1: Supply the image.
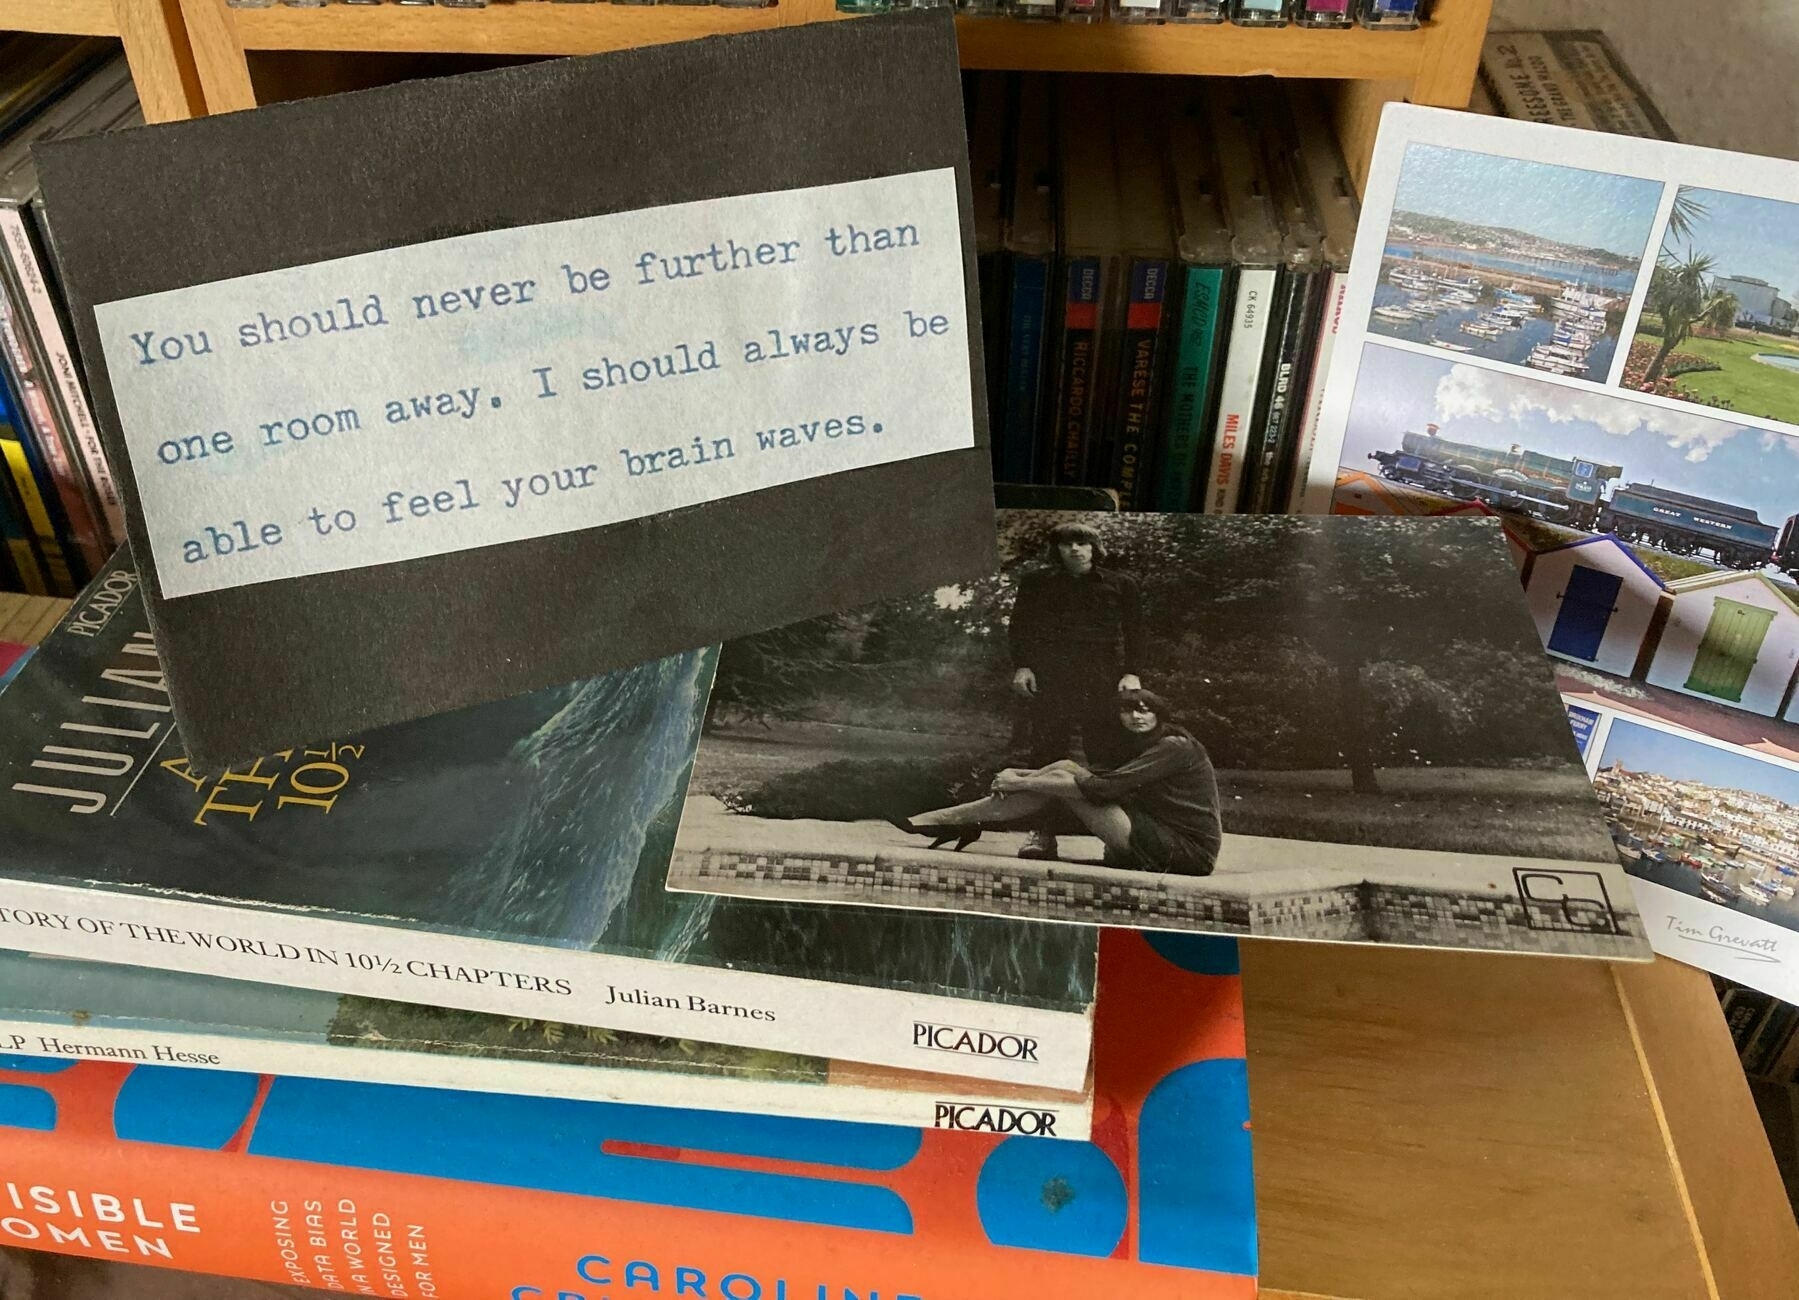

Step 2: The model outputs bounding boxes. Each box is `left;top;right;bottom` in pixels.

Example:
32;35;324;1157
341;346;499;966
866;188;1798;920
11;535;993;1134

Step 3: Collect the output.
7;2;1798;1296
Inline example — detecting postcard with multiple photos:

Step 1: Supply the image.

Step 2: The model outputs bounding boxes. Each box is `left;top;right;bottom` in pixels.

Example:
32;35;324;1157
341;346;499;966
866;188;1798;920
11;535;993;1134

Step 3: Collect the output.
1307;104;1799;994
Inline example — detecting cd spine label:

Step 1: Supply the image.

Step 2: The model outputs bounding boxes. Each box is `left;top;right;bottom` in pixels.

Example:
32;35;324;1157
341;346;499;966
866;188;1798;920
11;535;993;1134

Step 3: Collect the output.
0;398;74;593
0;251;104;575
1291;270;1350;514
1241;270;1324;515
1201;268;1275;514
1051;256;1103;485
0;206;124;545
1000;254;1051;483
1110;257;1169;509
1157;265;1227;512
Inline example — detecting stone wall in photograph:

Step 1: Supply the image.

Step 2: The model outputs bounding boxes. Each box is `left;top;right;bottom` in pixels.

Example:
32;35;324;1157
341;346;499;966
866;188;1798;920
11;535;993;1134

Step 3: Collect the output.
672;831;1648;956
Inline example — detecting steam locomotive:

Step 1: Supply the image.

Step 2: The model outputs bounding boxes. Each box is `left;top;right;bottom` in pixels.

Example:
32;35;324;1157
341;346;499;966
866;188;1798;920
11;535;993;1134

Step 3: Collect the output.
1369;426;1799;573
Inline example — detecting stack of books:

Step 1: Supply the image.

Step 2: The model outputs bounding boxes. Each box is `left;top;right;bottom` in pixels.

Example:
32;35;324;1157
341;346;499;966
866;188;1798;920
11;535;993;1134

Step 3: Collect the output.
0;543;1264;1295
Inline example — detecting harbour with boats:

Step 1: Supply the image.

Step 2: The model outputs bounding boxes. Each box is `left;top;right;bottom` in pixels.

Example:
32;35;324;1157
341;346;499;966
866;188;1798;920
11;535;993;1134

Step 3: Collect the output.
1596;757;1799;922
1370;248;1625;381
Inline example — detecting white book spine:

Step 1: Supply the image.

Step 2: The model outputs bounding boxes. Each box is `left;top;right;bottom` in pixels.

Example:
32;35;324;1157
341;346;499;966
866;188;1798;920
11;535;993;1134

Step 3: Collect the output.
0;205;124;544
0;875;1093;1091
0;1017;1092;1140
1292;271;1350;514
1201;268;1275;514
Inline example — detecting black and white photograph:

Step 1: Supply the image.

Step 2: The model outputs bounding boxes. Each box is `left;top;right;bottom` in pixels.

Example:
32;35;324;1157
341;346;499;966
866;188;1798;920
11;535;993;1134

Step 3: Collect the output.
669;511;1650;959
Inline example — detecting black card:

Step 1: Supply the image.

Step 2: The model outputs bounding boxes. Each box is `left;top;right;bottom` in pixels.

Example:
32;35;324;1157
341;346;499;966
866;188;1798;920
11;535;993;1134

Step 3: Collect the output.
38;11;993;768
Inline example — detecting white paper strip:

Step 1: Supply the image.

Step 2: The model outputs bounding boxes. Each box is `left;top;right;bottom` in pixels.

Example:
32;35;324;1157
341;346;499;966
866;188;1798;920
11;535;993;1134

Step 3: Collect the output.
95;168;973;599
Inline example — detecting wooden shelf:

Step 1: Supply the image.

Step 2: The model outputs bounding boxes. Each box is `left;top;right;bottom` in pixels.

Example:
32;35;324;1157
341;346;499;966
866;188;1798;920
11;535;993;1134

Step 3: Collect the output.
956;17;1425;78
233;2;781;55
0;0;118;36
183;0;1489;114
0;2;208;124
1246;942;1799;1298
227;2;1425;81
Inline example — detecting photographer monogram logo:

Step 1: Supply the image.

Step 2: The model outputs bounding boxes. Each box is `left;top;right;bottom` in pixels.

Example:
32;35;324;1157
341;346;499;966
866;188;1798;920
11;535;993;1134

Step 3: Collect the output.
1514;869;1622;935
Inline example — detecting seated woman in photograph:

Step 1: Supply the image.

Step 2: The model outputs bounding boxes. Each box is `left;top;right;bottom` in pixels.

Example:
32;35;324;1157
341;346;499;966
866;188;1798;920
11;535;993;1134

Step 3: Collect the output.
892;690;1223;877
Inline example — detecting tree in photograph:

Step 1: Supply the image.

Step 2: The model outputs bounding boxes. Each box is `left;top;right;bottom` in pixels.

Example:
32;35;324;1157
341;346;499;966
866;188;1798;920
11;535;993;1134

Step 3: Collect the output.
1664;188;1708;247
1641;251;1739;385
708;617;854;727
1304;519;1478;794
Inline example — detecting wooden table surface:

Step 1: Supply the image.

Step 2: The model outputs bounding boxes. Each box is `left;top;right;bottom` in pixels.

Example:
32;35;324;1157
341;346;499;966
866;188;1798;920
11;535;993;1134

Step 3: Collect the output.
1246;940;1799;1298
0;589;67;646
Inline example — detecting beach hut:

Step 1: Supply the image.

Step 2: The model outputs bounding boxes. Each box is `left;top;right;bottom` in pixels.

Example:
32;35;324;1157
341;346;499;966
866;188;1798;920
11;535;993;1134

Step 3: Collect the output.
1646;570;1799;718
1523;535;1666;676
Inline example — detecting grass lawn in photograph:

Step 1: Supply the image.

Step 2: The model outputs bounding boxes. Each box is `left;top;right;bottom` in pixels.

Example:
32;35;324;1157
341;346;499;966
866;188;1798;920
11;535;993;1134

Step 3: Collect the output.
1663;332;1799;424
1218;767;1606;861
694;720;1604;862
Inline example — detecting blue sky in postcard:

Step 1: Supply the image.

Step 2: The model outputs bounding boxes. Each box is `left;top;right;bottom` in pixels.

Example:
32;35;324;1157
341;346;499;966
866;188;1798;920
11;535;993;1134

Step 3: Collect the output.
1663;187;1799;301
1600;717;1799;801
1393;144;1666;260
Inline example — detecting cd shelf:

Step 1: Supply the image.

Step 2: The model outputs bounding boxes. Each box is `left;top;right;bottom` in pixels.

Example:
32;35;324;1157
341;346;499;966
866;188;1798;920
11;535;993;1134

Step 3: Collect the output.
0;0;1491;156
220;2;1430;78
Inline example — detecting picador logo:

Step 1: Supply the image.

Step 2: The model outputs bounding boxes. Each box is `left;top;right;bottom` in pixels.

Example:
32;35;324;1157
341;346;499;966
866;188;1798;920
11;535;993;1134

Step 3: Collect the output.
912;1023;1039;1062
933;1103;1058;1136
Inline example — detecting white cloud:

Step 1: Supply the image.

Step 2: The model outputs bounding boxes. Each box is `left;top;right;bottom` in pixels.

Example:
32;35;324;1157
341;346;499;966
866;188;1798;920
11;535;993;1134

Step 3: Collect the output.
1667;424;1738;462
1759;428;1799;460
1431;363;1742;461
1431;365;1503;423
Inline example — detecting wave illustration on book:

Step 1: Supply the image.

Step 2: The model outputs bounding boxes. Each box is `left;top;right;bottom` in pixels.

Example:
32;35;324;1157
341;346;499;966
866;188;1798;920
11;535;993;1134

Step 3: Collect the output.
442;652;717;947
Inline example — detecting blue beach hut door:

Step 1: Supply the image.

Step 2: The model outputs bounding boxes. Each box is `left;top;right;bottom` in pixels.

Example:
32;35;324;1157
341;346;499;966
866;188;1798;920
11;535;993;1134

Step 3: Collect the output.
1548;564;1622;661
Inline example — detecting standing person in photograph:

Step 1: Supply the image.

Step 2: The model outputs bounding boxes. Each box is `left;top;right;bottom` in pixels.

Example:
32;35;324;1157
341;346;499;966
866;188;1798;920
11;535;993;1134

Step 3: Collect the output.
1007;521;1147;861
891;689;1223;877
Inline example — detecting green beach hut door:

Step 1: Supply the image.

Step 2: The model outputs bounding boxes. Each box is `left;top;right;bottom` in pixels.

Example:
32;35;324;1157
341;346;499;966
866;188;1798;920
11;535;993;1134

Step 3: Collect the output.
1685;597;1776;702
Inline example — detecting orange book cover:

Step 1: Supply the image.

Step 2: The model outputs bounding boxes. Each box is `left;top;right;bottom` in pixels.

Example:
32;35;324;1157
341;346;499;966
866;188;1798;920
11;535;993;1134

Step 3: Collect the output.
0;930;1255;1299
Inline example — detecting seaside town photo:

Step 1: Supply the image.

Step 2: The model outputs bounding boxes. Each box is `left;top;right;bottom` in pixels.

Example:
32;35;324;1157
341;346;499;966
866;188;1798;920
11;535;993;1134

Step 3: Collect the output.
1594;713;1799;929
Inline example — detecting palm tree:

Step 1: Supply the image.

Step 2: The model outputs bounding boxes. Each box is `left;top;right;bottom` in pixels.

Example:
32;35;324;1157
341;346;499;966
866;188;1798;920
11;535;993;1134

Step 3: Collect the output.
1641;250;1739;384
1664;189;1709;247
